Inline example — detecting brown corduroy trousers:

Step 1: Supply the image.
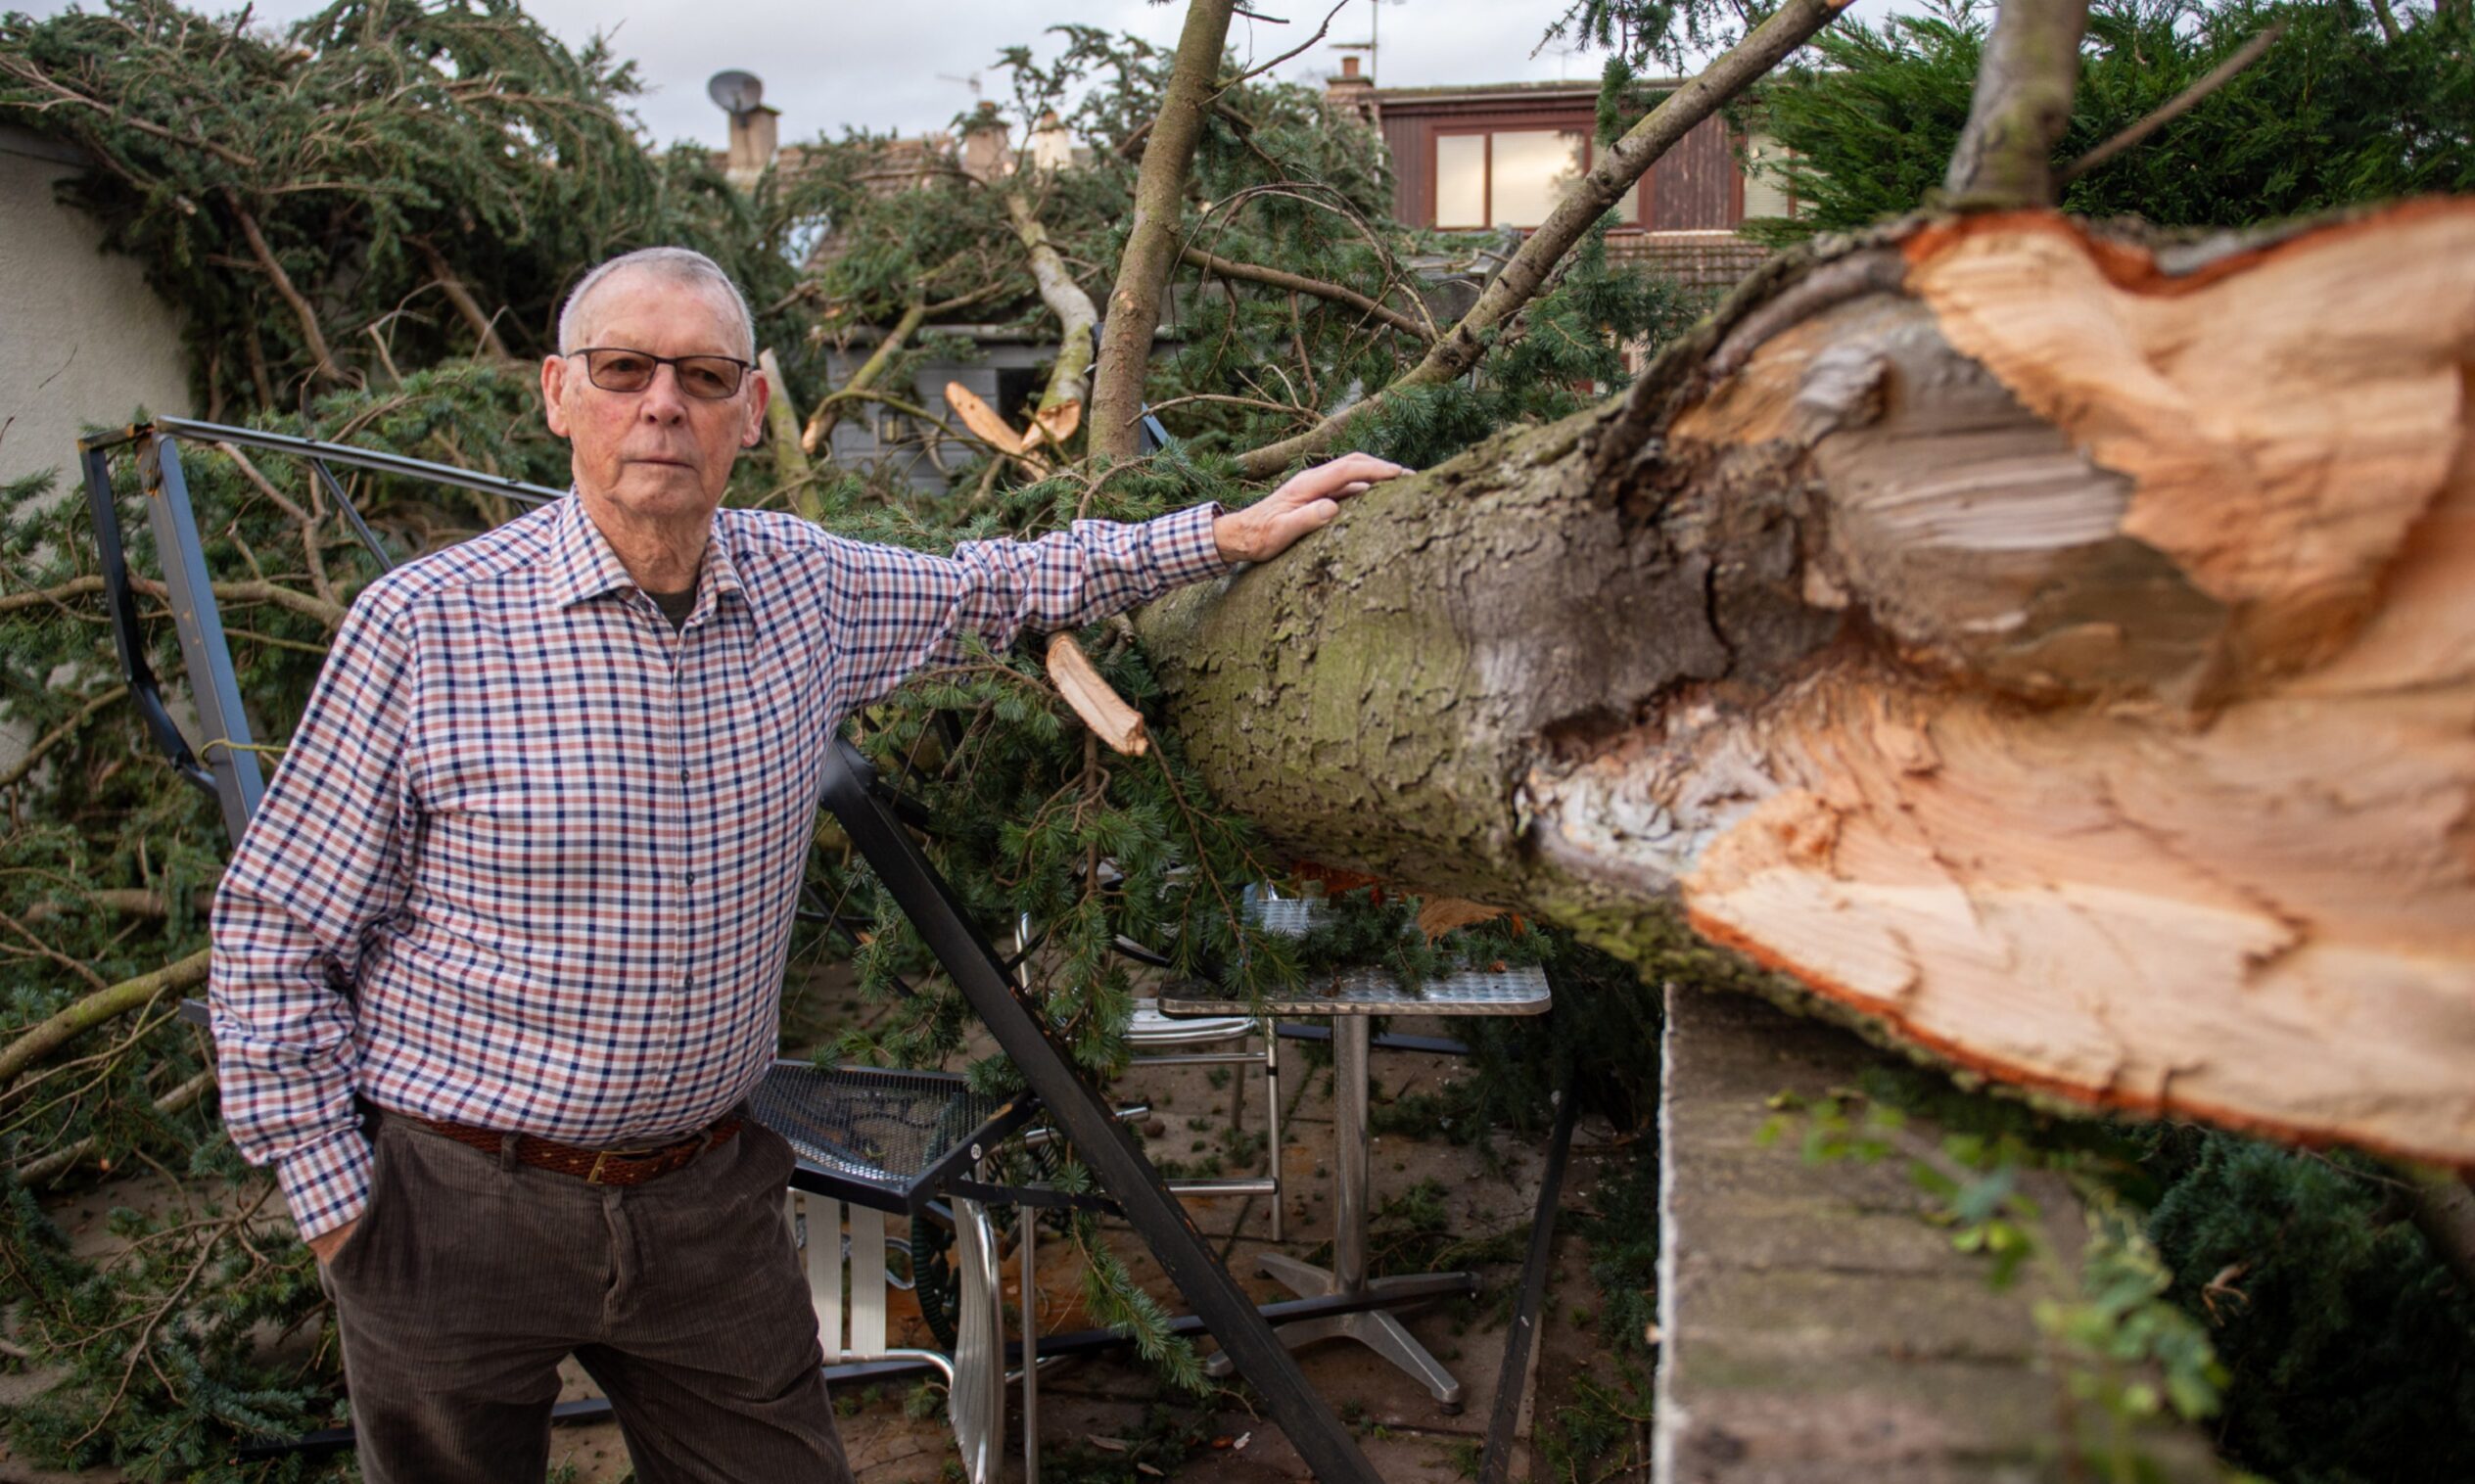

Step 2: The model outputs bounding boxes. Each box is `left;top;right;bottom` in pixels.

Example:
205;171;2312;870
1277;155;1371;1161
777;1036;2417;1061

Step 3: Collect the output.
316;1109;853;1483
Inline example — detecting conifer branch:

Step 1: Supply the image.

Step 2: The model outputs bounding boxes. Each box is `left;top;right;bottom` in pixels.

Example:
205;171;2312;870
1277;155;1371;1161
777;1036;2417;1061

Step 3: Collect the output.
224;190;348;387
0;685;127;794
1178;245;1432;343
804;301;929;456
412;238;515;360
12;1068;215;1187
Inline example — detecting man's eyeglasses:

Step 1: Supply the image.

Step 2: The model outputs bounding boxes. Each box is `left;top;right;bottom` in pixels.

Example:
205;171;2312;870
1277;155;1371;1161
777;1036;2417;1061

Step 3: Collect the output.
569;348;754;400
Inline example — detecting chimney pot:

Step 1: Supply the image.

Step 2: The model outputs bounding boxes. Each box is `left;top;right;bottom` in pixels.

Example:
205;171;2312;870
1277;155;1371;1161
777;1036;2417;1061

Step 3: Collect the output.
1340;55;1360;78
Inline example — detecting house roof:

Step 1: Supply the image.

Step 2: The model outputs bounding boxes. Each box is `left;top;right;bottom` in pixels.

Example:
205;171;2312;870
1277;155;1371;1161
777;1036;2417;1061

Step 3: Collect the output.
1358;76;1689;106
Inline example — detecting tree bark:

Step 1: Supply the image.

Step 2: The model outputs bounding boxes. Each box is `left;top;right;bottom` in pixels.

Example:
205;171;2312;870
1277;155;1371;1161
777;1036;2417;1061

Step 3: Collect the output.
0;949;212;1087
1089;0;1238;461
1944;0;2092;207
1142;203;2475;1167
1006;192;1098;427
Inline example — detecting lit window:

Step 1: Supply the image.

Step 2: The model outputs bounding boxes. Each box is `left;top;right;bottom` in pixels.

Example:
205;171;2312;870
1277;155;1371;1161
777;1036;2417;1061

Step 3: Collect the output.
1436;129;1626;229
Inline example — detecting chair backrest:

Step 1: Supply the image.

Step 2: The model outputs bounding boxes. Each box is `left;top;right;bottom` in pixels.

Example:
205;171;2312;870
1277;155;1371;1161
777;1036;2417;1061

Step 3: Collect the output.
789;1189;894;1361
788;1185;1007;1484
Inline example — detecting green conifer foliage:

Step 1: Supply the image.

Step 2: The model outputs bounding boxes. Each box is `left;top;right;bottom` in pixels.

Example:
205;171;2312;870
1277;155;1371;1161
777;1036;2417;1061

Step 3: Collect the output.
1744;0;2475;241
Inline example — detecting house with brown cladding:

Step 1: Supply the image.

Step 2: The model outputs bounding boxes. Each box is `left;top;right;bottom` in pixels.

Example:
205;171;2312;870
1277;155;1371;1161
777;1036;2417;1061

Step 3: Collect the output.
1322;55;1792;292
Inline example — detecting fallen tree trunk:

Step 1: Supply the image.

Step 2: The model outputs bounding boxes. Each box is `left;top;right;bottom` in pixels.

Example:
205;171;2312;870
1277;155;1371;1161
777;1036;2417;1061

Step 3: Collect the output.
1142;203;2475;1167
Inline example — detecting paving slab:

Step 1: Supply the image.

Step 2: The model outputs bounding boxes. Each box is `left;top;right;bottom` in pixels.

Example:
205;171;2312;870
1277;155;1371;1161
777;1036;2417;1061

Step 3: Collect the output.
1654;983;2218;1484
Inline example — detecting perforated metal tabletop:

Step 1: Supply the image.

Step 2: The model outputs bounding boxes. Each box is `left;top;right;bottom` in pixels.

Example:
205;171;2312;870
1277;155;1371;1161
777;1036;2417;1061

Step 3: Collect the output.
1158;891;1552;1018
749;1061;1040;1215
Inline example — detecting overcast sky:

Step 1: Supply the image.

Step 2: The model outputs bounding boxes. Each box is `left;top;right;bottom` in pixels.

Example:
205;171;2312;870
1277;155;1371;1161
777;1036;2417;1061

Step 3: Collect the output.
23;0;1908;152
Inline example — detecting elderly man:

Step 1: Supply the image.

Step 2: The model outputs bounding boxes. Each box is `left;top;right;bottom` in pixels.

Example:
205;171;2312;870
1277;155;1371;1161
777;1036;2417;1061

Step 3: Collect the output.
209;245;1401;1482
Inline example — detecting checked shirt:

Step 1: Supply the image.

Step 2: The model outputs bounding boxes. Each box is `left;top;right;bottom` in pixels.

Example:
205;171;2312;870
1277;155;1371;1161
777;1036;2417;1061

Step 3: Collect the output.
210;492;1229;1241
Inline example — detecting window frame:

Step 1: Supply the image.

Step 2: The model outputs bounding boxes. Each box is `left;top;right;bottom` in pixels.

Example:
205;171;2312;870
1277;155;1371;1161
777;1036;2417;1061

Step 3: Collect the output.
1428;121;1649;232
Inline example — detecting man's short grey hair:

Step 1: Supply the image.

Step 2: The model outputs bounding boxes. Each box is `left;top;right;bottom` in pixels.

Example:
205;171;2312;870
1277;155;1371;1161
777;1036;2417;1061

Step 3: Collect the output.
557;247;757;363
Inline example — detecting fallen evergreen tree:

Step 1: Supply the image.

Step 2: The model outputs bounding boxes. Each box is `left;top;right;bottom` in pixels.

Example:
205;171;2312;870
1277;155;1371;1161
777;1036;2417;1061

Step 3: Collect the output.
2;0;2471;1474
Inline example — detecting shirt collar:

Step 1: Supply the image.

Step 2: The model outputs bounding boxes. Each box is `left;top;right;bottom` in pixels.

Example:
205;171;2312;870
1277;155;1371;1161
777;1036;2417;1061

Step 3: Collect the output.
540;491;747;613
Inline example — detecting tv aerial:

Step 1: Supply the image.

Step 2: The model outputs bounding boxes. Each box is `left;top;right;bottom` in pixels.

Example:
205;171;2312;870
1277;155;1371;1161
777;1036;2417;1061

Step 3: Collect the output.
706;70;766;119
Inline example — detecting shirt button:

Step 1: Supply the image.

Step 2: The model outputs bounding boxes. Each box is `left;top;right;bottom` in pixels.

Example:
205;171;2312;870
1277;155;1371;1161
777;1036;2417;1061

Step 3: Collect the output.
682;871;695;885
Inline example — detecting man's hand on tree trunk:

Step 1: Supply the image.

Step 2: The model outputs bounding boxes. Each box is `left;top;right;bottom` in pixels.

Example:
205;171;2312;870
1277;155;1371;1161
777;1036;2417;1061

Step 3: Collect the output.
1213;453;1409;563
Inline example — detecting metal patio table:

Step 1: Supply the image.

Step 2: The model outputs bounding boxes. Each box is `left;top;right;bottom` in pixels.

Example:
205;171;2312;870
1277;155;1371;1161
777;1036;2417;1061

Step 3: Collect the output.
1159;899;1551;1411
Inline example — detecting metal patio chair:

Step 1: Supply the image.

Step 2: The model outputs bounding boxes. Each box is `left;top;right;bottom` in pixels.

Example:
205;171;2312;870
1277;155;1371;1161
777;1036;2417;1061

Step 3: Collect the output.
750;1059;1038;1484
1010;913;1286;1238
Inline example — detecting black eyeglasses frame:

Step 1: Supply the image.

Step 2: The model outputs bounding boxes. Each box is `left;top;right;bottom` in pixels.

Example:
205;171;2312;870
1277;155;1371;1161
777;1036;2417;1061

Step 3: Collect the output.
567;347;757;400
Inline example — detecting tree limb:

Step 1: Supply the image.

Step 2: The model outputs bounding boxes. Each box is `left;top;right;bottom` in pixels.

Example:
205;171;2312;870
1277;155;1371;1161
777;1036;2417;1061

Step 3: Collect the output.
2057;22;2285;186
757;348;817;518
0;572;344;628
1006;192;1100;424
13;1069;216;1187
1090;0;1240;460
803;301;930;456
0;949;212;1088
1146;203;2475;1165
1179;244;1431;343
1233;0;1850;478
223;189;347;386
411;237;514;359
1943;0;2094;208
0;685;128;794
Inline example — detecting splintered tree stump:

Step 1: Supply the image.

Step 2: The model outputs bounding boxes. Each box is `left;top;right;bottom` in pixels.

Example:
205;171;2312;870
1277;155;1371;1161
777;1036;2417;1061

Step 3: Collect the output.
1142;203;2475;1167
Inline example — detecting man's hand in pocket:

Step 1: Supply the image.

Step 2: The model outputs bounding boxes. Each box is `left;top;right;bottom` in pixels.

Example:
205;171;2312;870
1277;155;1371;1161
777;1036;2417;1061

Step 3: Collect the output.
308;1218;359;1265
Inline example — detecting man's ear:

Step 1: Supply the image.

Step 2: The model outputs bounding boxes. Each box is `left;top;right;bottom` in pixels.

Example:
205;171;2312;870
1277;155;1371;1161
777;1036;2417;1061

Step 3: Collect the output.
743;365;771;448
541;353;573;439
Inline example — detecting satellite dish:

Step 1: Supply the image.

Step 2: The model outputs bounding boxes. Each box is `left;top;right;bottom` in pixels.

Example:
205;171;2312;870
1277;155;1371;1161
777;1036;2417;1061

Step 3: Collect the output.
707;70;765;117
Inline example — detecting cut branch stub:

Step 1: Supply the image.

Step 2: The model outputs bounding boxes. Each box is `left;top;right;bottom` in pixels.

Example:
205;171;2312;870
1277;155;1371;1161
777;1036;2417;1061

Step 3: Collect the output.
1143;202;2475;1166
1943;0;2092;208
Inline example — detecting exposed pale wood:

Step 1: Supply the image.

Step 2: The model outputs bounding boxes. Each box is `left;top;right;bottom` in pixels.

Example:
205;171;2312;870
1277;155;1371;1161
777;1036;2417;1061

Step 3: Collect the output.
945;381;1026;455
1045;632;1148;757
1145;204;2475;1165
1004;191;1097;435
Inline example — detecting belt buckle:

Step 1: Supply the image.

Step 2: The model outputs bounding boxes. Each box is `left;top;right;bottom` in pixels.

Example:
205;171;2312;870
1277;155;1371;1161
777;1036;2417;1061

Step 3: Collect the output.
586;1143;665;1184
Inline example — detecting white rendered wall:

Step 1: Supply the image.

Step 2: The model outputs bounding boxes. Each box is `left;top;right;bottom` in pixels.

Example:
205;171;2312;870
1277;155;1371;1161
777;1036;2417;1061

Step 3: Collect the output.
0;127;193;494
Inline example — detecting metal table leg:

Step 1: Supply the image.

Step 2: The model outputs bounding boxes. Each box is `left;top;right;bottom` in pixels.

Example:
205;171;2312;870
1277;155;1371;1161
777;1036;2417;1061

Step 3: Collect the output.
1213;1017;1469;1411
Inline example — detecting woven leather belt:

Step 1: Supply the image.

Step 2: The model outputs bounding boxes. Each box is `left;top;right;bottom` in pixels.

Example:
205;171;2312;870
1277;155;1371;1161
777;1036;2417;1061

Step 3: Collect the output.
413;1112;742;1185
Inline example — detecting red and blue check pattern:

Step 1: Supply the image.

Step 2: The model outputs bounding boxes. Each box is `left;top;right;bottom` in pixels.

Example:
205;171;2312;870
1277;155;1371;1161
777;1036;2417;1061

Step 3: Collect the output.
210;492;1229;1240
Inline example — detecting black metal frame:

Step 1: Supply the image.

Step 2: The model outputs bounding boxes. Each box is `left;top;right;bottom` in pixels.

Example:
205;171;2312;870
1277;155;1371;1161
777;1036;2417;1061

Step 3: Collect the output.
819;739;1385;1483
74;416;562;846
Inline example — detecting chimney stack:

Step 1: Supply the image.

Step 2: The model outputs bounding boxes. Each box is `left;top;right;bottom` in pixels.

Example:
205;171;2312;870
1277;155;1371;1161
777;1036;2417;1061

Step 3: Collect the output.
1326;52;1376;119
960;100;1011;183
725;104;780;187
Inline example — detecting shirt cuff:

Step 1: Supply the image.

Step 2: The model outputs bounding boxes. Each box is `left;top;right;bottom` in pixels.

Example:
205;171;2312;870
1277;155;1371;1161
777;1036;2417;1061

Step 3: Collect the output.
1144;502;1235;585
278;1129;375;1243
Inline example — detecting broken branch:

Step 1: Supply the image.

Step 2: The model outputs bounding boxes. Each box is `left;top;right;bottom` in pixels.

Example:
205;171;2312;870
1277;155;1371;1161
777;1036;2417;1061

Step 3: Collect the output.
1179;244;1431;343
